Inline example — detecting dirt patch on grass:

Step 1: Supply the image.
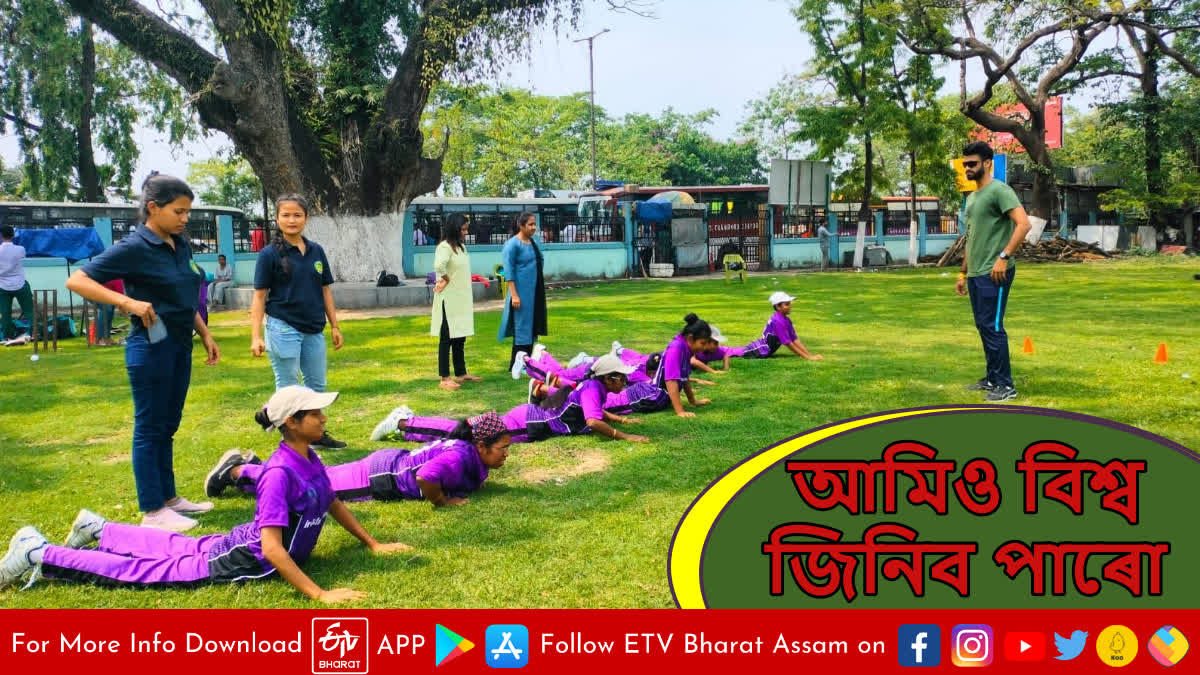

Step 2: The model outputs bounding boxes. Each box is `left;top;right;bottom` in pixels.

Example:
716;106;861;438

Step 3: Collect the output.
519;450;610;484
102;453;130;464
86;433;124;445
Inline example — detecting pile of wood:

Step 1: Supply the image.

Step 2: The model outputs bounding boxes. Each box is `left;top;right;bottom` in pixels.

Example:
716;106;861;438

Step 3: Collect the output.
936;236;1111;267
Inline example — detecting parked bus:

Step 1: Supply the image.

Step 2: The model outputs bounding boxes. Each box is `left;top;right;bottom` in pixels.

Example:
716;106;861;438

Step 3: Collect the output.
0;201;250;253
409;196;621;245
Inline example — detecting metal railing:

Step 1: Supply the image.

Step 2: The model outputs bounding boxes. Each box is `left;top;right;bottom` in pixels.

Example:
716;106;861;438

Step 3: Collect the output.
413;213;624;247
235;218;271;253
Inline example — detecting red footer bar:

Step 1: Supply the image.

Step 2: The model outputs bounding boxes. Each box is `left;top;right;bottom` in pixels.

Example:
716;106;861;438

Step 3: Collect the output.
1;609;1193;673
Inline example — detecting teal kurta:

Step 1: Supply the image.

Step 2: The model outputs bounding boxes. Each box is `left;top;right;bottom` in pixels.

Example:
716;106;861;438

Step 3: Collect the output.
497;236;547;344
431;241;474;338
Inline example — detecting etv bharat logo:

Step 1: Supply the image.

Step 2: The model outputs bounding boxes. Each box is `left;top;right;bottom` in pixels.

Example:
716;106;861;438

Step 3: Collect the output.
312;618;369;675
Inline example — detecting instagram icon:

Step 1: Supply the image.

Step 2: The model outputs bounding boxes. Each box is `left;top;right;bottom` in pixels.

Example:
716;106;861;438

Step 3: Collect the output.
952;625;994;667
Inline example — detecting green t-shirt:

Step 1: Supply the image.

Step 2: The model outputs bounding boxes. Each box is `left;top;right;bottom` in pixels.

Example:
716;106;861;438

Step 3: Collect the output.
965;179;1023;277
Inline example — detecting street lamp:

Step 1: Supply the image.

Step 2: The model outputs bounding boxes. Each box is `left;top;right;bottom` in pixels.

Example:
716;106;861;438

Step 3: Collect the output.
574;28;610;191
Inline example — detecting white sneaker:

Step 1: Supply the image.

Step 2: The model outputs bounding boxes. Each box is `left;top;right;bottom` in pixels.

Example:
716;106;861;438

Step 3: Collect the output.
167;496;213;514
371;405;414;441
531;343;547;361
0;526;47;589
567;352;591;369
611;341;623;355
64;509;107;549
141;509;197;532
510;351;529;380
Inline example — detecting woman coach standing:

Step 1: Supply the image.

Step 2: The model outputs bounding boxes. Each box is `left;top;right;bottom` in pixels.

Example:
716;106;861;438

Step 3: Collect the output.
498;211;547;369
432;213;482;391
65;173;220;533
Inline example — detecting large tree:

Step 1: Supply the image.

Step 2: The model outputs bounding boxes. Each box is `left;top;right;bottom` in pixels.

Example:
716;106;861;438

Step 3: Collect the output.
898;0;1199;221
1052;1;1200;229
790;0;909;234
59;0;653;214
1;0;192;201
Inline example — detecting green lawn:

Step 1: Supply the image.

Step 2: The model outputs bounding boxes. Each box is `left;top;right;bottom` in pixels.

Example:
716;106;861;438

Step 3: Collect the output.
0;257;1196;608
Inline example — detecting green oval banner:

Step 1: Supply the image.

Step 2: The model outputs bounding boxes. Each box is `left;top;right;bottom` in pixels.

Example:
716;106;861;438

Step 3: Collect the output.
669;405;1200;609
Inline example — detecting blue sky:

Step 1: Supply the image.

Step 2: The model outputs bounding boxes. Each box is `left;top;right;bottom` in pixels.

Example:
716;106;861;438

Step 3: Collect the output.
0;0;1106;196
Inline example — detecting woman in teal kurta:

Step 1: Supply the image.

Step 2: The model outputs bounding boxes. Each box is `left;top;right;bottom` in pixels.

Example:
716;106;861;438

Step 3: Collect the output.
497;212;547;368
432;214;481;390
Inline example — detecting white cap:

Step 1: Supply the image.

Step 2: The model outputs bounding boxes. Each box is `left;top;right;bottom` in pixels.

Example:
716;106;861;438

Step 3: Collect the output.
590;353;638;377
769;291;796;306
709;325;729;343
264;386;338;429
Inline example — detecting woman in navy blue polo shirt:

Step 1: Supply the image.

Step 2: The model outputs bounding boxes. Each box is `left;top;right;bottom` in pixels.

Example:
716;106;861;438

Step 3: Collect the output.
249;194;346;449
66;173;221;533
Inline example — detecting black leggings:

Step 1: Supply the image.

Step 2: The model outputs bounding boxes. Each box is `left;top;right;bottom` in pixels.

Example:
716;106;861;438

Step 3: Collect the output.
439;304;467;378
509;342;533;370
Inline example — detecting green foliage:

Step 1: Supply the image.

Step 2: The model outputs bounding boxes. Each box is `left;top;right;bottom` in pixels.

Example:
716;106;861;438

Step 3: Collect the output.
187;154;265;216
423;87;763;196
742;1;953;206
0;157;25;198
0;0;195;201
0;259;1197;609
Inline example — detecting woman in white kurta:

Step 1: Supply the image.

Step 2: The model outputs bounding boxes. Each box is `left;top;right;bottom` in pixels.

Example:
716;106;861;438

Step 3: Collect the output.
431;213;480;391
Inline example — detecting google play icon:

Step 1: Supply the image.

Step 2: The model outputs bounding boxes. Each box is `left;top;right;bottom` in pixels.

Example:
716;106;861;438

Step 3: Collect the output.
436;624;476;667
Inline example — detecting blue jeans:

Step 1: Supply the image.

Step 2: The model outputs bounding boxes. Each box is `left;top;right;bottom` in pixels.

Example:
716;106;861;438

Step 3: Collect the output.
967;268;1016;389
125;332;193;512
265;315;327;391
95;303;115;340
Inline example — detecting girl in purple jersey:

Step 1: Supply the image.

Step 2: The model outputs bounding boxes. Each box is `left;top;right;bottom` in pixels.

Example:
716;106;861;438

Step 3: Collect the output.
372;354;650;444
205;412;512;508
0;387;412;603
740;292;823;360
654;314;714;418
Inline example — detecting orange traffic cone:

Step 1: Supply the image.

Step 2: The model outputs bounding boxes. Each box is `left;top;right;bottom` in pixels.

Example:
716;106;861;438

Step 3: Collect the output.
1154;343;1168;364
1022;337;1035;354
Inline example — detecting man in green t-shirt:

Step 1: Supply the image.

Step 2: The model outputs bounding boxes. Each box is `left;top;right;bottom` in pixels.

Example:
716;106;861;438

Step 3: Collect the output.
956;142;1032;401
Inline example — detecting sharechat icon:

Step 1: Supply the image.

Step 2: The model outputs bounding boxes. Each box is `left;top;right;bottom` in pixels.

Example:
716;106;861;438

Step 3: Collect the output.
1054;631;1087;661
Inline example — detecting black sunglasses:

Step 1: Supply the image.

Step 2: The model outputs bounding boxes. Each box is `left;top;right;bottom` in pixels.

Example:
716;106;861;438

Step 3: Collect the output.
962;160;986;168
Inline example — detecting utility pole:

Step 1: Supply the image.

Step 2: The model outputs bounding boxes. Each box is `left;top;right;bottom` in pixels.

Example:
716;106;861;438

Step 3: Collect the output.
574;28;610;190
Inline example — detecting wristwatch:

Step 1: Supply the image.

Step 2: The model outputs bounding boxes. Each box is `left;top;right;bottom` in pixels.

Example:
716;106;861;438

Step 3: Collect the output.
999;251;1009;260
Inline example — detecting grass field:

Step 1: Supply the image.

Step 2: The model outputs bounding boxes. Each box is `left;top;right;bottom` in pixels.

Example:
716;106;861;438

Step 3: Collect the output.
0;257;1196;608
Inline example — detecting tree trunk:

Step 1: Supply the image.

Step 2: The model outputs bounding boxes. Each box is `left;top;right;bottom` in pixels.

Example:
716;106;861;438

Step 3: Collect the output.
77;19;101;203
909;150;918;266
1141;10;1163;231
1027;142;1055;223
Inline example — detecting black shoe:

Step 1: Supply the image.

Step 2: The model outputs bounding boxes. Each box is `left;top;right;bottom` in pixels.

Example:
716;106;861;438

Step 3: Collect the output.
984;385;1017;402
205;450;250;497
313;431;348;450
964;378;995;392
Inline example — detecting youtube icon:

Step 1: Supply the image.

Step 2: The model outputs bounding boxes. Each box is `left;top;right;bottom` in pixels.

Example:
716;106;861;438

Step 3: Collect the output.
1003;632;1046;661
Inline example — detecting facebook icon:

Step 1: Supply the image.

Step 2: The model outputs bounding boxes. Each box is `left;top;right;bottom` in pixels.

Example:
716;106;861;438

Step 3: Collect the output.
898;625;941;667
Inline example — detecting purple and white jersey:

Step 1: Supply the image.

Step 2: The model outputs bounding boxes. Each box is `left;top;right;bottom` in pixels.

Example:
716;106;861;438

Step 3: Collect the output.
654;334;693;386
521;377;607;439
603;381;670;414
366;441;488;500
206;442;334;581
764;311;798;344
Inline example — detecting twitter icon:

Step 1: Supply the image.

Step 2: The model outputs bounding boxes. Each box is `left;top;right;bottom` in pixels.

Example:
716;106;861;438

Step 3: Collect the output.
1054;631;1088;661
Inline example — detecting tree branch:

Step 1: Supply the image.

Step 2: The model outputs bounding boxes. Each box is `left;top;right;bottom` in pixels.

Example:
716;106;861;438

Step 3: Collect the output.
605;0;658;18
1116;16;1200;77
62;0;221;94
1035;20;1112;103
0;112;42;133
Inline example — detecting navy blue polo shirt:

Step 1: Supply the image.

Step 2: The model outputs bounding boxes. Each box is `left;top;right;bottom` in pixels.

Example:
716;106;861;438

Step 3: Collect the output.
82;224;202;343
254;237;334;334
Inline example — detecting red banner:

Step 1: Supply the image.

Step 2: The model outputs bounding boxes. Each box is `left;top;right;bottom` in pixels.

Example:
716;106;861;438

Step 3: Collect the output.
1;609;1193;673
971;97;1064;153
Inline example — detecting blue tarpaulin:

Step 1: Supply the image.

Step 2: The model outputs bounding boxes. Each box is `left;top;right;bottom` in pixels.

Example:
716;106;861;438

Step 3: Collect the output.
13;227;105;262
636;201;672;224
